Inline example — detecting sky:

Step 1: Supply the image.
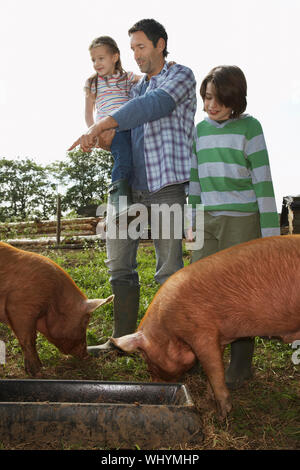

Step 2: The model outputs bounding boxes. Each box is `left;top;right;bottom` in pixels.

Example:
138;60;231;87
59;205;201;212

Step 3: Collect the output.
0;0;300;211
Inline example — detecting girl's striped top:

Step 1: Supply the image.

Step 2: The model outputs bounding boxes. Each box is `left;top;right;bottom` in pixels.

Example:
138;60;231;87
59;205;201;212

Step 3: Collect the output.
84;71;136;121
188;114;280;238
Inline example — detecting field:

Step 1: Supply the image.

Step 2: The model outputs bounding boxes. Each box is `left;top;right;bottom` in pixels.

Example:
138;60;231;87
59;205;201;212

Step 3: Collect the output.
0;243;299;450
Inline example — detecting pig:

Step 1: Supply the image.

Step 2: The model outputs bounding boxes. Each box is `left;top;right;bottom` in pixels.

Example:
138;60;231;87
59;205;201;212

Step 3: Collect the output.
0;241;113;375
112;235;300;419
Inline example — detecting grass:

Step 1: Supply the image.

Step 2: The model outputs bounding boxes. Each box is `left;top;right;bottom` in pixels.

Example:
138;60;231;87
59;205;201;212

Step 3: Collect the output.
0;242;299;450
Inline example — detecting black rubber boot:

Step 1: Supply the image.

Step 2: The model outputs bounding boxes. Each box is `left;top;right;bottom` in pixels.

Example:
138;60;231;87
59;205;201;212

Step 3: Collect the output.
225;337;255;390
87;284;140;356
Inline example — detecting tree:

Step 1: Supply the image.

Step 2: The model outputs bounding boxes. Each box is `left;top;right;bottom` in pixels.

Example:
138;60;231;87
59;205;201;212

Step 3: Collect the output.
0;157;57;221
55;148;113;213
0;148;113;222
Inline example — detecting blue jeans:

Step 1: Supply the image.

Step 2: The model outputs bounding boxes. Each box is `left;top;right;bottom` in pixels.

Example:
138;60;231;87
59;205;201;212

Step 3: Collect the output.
105;184;186;286
110;130;132;183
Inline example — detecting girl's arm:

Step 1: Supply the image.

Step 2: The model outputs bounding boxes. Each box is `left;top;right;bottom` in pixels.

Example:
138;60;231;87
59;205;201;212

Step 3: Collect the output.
85;90;96;127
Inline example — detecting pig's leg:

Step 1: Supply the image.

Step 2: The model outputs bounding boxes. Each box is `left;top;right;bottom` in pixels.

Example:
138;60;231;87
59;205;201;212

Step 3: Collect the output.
193;338;231;419
206;344;226;399
282;331;300;343
8;315;42;376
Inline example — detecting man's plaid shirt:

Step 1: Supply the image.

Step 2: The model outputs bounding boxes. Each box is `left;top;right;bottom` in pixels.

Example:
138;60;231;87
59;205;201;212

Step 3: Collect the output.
130;62;197;192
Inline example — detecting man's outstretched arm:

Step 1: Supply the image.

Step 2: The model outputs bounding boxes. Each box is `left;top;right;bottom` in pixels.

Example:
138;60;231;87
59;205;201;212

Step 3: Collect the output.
68;89;175;152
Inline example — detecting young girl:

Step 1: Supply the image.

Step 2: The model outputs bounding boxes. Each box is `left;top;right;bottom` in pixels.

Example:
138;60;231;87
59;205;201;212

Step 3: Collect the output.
187;65;280;389
84;36;141;216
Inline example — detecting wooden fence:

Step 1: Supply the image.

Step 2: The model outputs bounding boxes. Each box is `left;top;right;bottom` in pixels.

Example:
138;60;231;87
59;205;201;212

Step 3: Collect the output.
0;216;103;249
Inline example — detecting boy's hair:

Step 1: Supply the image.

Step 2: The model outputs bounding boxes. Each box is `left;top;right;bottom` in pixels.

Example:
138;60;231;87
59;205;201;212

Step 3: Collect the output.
87;36;126;92
200;66;247;119
128;18;169;57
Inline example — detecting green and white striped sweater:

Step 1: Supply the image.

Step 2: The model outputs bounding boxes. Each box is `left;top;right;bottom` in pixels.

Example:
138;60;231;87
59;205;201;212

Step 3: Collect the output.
188;114;280;238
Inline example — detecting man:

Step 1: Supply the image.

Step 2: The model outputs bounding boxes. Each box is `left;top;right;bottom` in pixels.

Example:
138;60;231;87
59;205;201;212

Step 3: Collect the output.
69;19;197;353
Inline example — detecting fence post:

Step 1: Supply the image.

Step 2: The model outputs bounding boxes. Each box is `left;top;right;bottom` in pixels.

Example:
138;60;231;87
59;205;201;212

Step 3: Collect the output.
56;193;61;245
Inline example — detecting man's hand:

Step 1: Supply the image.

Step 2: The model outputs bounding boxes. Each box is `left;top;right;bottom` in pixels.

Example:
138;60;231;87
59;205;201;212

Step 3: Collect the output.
68;116;118;152
96;129;116;151
68;122;100;152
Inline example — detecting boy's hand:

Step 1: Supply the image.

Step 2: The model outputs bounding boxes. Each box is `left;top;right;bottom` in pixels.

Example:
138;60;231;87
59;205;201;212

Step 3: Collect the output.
185;227;195;242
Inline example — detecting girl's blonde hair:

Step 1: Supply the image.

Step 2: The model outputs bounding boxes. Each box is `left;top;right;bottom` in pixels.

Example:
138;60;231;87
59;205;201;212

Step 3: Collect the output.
87;36;126;93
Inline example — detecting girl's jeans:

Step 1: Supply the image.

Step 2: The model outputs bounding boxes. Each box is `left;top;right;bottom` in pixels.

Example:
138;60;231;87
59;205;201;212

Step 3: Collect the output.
110;130;132;182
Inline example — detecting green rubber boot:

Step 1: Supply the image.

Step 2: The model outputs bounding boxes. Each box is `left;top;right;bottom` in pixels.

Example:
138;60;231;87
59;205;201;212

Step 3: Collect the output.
225;337;255;390
107;179;133;224
87;284;140;356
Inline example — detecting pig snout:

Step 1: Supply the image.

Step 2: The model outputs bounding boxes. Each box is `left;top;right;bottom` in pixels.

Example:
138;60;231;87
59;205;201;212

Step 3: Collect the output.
53;336;88;359
57;339;89;359
69;342;89;359
143;350;196;383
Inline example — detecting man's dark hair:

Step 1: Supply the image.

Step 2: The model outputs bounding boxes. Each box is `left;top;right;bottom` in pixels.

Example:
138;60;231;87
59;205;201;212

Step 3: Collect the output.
128;18;169;57
200;66;247;119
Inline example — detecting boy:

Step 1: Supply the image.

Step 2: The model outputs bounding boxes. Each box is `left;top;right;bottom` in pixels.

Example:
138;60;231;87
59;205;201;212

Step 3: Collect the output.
188;65;280;388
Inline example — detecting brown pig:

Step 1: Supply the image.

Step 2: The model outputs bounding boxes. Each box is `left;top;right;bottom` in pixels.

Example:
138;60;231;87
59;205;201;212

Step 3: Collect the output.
0;241;113;375
112;235;300;418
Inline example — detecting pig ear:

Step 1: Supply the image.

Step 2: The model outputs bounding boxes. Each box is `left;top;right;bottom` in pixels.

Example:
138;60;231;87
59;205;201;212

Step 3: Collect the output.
84;295;114;313
111;331;145;353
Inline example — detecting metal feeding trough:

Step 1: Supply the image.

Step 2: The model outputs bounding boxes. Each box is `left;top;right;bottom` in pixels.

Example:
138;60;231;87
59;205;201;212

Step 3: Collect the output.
0;379;203;449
